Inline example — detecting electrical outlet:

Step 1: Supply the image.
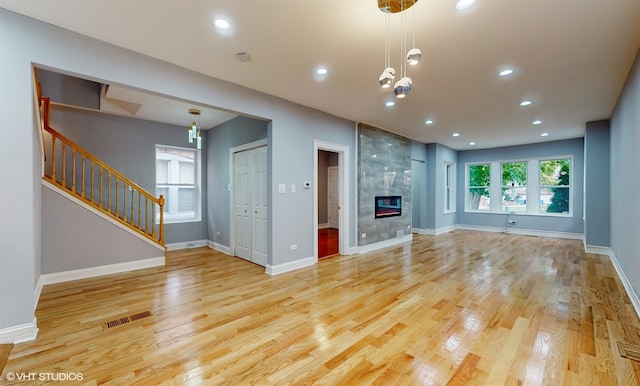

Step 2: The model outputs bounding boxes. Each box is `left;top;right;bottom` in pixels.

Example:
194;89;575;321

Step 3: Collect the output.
361;233;366;238
290;244;297;250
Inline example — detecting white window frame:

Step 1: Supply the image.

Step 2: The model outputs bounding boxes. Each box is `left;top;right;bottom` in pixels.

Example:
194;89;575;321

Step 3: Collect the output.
500;160;528;214
464;155;573;217
538;157;573;217
465;162;492;212
155;144;201;224
444;161;456;214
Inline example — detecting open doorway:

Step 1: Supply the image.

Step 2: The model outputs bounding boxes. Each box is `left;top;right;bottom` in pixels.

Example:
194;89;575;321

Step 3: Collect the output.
314;140;349;261
318;151;339;258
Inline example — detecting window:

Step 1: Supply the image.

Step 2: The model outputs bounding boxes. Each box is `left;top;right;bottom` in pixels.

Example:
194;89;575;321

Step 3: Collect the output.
467;163;490;211
465;156;572;217
539;159;571;214
501;161;527;212
155;145;200;223
444;162;456;213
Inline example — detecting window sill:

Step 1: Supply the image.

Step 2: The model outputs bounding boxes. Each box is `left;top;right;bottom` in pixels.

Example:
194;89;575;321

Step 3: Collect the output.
463;210;572;218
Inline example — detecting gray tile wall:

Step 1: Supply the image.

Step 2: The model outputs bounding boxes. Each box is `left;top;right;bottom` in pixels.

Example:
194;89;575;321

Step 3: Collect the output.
358;123;412;245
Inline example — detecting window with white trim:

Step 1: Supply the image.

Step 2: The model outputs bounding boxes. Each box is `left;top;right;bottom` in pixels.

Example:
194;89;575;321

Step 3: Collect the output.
539;158;571;214
465;157;572;216
444;162;456;213
501;161;527;213
467;163;491;211
155;145;201;223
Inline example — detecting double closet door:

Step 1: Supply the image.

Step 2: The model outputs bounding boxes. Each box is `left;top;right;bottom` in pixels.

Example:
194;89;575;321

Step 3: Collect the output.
234;146;267;267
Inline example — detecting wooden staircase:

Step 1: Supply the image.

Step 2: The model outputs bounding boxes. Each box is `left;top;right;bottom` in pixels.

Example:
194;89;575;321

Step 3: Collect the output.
39;96;165;247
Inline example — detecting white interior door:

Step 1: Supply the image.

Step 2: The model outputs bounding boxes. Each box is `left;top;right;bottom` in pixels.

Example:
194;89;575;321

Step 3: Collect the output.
251;146;268;266
233;145;267;266
234;151;252;261
327;166;339;229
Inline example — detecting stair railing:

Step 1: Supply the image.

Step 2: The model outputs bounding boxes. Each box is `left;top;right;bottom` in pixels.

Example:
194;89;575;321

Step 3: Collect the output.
40;97;165;247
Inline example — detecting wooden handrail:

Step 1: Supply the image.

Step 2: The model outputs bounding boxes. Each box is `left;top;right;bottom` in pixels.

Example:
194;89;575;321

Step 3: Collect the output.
40;97;165;247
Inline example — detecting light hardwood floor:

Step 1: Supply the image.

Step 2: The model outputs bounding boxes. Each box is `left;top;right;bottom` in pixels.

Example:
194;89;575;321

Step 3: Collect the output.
2;231;640;385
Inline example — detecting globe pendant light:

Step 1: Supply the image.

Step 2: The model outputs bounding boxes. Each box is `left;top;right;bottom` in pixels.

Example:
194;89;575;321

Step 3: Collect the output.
377;0;420;98
378;2;395;89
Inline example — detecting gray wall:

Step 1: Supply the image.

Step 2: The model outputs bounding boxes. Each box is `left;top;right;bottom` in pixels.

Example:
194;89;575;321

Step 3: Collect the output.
1;10;40;331
425;143;457;231
207;116;268;247
41;186;163;273
47;105;208;245
357;123;412;245
584;120;611;247
434;144;458;230
411;141;428;231
610;48;640;302
37;68;101;110
457;138;585;234
0;8;359;333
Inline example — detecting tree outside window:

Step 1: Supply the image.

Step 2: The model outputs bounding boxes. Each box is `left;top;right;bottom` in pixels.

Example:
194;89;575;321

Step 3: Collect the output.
501;161;527;212
468;164;490;210
540;159;570;213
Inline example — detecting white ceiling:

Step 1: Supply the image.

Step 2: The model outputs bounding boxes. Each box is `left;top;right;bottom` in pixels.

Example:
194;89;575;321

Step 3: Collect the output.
2;0;639;150
101;84;238;130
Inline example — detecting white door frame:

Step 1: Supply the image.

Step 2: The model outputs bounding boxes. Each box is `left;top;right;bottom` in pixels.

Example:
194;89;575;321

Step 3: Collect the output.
314;140;350;260
229;138;268;259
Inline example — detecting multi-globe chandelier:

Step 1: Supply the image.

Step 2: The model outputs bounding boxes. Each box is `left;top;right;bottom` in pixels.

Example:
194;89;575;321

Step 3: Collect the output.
377;0;422;98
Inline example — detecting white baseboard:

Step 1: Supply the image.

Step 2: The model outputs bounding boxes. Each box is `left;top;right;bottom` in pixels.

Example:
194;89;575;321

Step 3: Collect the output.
165;239;208;251
413;226;456;235
593;247;640;321
434;225;457;235
344;246;360;255
457;224;583;240
208;240;231;255
584;245;612;255
0;317;38;344
266;256;317;275
39;256;165;286
318;223;330;229
357;234;413;254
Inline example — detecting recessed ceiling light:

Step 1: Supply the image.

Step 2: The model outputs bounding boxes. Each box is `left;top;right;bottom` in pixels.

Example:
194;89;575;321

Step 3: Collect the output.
425;120;434;125
499;69;514;77
452;132;460;137
469;142;476;146
385;101;395;107
533;120;542;125
520;100;532;106
541;132;549;137
213;18;230;29
455;0;476;10
315;68;328;75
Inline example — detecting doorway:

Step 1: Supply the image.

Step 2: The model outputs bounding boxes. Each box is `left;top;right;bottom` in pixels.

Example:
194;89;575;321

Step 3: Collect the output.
318;158;339;258
314;140;350;261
